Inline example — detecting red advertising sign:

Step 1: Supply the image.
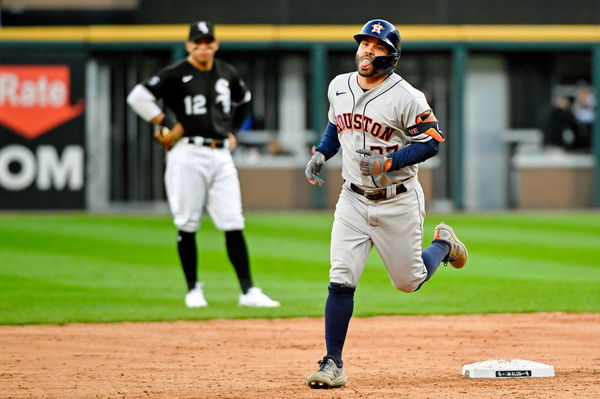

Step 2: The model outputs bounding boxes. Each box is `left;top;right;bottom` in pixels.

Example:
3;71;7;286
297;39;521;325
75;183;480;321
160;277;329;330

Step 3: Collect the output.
0;54;86;209
0;65;84;139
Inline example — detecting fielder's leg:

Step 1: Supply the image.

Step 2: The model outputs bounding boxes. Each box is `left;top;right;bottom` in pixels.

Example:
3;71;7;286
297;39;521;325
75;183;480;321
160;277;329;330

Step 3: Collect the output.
206;149;248;290
177;230;198;290
164;143;208;307
225;230;253;294
225;229;280;307
176;228;208;307
206;150;278;307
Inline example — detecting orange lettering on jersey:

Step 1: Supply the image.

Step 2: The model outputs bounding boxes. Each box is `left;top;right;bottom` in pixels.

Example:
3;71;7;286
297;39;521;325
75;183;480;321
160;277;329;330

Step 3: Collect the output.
380;126;395;141
343;113;352;129
334;112;397;142
353;114;362;129
336;114;345;133
370;122;381;137
362;116;373;132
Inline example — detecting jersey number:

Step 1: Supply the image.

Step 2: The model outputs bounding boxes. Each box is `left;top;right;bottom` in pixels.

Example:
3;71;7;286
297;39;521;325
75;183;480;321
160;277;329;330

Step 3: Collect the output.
370;144;399;154
183;95;207;115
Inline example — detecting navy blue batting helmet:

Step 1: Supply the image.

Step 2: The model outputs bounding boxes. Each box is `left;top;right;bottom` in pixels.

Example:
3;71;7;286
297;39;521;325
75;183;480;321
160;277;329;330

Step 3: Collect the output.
354;19;401;74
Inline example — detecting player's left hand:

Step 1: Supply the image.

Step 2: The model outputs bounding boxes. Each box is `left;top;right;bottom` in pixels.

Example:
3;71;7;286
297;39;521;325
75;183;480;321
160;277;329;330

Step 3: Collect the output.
356;149;392;175
227;133;237;152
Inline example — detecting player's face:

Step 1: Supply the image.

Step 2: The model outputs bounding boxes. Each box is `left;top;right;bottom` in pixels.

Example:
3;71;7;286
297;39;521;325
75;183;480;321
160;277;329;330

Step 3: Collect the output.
355;37;389;77
187;38;219;65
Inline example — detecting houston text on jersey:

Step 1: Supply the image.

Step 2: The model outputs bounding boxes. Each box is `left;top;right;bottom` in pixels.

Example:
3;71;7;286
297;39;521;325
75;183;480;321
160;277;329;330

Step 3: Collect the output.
335;112;396;141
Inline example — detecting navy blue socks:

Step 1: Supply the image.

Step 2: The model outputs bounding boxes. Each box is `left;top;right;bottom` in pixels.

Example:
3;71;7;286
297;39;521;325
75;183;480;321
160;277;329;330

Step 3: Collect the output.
325;282;355;368
422;241;451;282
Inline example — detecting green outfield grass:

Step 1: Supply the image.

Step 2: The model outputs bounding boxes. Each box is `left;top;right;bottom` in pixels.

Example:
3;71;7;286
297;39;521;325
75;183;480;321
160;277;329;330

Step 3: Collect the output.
0;211;599;325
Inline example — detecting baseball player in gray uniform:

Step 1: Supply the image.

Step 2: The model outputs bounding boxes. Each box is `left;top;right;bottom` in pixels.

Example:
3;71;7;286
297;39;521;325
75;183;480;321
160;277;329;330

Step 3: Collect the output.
305;19;468;388
127;20;279;309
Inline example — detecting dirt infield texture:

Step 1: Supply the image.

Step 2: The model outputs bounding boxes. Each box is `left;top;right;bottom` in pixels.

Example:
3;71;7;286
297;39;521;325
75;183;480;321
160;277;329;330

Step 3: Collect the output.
1;313;599;399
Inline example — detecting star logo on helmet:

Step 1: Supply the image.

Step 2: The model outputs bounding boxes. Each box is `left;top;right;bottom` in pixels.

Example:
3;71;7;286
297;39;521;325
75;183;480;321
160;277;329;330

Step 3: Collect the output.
371;23;385;34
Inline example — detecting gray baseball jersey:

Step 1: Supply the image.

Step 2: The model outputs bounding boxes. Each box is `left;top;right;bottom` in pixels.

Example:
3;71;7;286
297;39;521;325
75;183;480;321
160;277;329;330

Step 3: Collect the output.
328;71;433;188
327;72;436;291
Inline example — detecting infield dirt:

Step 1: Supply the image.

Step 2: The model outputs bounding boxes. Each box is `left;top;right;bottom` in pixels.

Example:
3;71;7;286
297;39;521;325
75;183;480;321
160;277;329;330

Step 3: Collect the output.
1;313;599;398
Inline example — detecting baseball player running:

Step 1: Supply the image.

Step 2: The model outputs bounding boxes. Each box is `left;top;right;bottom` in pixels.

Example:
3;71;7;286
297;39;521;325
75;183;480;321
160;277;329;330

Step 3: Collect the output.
305;19;468;388
127;20;279;308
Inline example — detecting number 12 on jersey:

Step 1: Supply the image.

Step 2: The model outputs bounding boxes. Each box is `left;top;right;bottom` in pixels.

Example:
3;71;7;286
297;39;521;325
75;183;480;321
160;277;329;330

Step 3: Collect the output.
184;95;207;115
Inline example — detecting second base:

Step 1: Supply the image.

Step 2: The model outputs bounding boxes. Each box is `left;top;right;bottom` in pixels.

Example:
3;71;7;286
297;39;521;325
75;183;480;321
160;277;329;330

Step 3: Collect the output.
462;359;555;378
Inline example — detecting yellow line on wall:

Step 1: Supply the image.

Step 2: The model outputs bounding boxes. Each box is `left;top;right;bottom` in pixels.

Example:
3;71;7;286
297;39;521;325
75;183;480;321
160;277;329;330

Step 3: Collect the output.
460;25;600;42
0;24;599;43
0;26;90;41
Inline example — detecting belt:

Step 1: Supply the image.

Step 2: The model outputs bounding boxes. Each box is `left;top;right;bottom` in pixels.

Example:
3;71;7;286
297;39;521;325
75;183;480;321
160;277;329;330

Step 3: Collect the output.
350;182;407;201
183;136;225;148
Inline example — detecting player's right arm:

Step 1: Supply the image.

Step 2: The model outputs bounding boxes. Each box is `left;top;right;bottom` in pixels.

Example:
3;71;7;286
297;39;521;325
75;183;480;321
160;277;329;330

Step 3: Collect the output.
315;122;340;159
305;121;339;186
127;84;168;125
127;72;183;149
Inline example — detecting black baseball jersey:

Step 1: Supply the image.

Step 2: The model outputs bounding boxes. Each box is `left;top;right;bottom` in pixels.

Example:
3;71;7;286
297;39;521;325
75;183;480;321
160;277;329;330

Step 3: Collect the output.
143;59;251;139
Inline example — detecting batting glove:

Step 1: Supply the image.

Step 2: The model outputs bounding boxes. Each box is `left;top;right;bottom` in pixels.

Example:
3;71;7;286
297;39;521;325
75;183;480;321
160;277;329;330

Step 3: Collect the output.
305;147;326;186
356;148;393;176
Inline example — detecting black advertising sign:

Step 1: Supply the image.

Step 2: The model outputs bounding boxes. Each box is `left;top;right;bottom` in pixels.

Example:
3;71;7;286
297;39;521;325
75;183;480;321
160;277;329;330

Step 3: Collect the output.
0;51;85;209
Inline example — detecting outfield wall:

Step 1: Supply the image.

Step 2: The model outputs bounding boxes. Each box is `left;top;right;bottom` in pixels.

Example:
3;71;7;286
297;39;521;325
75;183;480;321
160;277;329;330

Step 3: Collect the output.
237;165;436;210
0;24;598;210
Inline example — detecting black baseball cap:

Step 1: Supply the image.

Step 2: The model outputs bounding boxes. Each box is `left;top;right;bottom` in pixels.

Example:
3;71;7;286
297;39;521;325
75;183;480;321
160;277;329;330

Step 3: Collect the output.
189;21;215;42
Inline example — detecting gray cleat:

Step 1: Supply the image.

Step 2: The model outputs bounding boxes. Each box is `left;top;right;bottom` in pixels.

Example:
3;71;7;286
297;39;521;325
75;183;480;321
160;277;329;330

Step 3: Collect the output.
433;222;468;269
306;356;347;389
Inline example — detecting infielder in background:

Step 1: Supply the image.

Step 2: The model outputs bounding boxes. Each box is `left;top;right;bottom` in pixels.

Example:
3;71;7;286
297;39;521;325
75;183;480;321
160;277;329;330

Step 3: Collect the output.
304;19;468;388
127;20;279;308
